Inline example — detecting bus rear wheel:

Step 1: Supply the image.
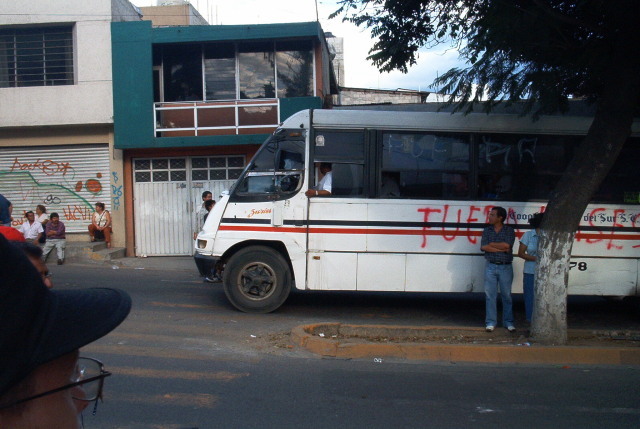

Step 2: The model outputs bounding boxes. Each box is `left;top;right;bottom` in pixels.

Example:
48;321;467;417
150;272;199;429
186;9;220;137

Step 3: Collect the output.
223;246;292;313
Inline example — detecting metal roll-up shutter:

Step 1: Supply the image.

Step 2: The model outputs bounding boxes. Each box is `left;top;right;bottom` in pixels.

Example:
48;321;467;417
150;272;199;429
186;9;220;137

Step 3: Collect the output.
0;144;110;233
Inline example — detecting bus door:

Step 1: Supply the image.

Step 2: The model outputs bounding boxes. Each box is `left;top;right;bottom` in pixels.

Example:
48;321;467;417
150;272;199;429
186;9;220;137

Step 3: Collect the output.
306;129;368;291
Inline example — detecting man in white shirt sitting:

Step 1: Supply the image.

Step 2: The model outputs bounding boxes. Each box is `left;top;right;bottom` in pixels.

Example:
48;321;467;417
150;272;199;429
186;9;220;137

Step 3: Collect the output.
19;211;43;245
305;163;332;197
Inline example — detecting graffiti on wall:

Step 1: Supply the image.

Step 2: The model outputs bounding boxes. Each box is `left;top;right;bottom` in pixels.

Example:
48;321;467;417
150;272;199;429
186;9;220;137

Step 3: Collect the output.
417;203;640;251
1;153;110;233
111;171;122;211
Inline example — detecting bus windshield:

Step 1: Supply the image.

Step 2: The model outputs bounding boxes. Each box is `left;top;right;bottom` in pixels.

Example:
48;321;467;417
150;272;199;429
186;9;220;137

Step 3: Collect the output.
232;129;306;199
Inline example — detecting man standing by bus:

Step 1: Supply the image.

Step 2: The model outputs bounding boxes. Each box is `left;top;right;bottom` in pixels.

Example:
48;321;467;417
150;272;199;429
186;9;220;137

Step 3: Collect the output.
480;206;516;333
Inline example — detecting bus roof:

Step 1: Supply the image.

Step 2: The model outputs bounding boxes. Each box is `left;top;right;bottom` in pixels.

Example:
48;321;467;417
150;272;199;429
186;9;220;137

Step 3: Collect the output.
280;109;640;137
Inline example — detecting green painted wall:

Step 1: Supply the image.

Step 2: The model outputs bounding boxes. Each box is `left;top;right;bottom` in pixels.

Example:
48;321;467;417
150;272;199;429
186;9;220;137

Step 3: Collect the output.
280;97;322;122
112;21;325;150
112;21;154;150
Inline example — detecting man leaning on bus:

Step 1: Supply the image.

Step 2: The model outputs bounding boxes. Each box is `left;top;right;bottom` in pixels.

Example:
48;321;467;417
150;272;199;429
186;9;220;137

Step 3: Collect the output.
305;163;332;197
480;206;516;333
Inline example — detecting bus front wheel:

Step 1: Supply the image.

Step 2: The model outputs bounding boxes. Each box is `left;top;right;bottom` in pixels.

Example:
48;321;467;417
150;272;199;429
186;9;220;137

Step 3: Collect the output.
223;246;292;313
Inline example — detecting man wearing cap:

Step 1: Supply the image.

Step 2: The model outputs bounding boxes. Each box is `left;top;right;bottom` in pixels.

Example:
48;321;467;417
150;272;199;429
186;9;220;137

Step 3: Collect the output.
0;235;131;428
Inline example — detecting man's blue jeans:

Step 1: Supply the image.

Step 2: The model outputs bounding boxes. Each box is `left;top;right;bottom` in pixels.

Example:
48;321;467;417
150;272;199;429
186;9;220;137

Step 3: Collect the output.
523;273;534;322
484;262;514;327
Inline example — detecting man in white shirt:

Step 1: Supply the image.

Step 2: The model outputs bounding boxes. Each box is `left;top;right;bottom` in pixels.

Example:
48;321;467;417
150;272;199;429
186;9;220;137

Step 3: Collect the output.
19;211;43;245
305;163;332;197
194;191;212;239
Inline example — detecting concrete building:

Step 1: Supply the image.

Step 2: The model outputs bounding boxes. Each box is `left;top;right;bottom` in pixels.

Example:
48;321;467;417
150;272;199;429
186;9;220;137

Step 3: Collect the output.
0;0;141;247
112;20;337;256
139;1;209;26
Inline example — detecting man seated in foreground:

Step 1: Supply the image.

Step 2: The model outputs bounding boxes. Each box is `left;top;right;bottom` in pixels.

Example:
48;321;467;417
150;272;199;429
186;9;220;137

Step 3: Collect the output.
0;235;131;428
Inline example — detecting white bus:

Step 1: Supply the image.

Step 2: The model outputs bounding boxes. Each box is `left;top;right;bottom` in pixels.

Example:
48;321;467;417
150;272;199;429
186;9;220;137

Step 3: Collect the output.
194;109;640;313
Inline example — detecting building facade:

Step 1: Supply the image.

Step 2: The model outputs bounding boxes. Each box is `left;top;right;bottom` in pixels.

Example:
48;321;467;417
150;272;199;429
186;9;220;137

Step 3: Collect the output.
112;20;337;255
0;0;140;246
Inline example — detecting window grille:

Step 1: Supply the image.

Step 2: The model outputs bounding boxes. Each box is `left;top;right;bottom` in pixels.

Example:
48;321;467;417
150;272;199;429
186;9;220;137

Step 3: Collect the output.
0;26;74;88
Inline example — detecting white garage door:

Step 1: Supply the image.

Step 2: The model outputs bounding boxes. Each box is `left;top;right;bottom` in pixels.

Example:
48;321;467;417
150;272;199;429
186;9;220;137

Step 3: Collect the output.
133;156;242;256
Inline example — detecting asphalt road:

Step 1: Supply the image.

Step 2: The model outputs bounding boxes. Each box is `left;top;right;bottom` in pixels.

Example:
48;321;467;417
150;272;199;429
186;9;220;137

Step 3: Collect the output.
51;262;640;429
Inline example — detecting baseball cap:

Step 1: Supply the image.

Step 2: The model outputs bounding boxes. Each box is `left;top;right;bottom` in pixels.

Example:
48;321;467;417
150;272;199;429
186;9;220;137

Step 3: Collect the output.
0;234;131;397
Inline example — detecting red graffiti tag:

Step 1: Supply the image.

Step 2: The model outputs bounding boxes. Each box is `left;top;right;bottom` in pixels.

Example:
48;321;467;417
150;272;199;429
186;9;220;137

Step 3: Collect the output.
62;205;92;221
418;207;442;248
11;157;72;176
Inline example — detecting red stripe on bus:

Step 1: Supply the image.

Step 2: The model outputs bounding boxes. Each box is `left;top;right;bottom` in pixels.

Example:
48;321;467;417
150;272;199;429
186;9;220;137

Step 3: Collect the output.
218;225;639;241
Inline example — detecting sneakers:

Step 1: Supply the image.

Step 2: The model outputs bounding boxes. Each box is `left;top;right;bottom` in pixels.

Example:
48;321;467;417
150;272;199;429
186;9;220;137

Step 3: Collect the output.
204;274;222;283
485;325;495;332
506;325;516;333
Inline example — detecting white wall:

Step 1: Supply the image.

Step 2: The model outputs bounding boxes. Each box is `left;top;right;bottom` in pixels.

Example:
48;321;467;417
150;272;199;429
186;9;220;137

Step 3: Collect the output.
0;0;139;127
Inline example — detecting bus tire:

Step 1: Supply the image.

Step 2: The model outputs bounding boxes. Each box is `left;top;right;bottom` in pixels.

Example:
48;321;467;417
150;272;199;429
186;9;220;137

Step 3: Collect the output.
223;246;292;313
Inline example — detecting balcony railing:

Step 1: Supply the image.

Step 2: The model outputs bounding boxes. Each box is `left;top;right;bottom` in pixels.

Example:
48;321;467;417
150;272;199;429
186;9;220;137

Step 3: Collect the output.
154;99;280;137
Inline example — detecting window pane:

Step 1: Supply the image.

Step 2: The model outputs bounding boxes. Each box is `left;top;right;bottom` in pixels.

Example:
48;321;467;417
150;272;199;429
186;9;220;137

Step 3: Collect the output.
0;26;73;88
210;170;226;180
152;159;168;169
209;157;225;168
477;134;576;201
276;41;313;98
238;42;275;99
204;43;236;100
314;131;365;163
153;171;169;182
134;159;151;170
383;133;469;171
135;172;151;182
332;164;364;197
228;169;243;179
170;158;185;169
170;170;186;181
228;156;244;168
192;157;208;168
381;132;469;199
162;44;203;102
192;170;208;180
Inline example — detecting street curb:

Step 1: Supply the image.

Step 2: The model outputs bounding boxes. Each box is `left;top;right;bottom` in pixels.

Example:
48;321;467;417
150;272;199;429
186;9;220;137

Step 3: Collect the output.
291;323;640;365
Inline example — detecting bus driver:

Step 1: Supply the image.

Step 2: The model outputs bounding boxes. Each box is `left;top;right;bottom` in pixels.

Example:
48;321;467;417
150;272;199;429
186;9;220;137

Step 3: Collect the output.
305;163;332;197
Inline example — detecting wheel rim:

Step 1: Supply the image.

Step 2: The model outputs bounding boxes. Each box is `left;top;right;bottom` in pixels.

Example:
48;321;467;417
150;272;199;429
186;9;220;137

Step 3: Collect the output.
236;262;277;301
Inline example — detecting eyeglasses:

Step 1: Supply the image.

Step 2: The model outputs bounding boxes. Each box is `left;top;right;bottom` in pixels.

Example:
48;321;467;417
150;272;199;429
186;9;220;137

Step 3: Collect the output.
0;357;111;413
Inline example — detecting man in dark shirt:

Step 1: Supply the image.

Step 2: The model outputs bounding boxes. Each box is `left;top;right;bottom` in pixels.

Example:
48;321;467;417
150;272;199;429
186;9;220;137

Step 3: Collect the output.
42;213;66;265
480;206;516;332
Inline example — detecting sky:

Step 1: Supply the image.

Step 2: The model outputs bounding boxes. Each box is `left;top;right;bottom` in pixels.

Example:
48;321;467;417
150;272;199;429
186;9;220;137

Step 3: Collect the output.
130;0;464;91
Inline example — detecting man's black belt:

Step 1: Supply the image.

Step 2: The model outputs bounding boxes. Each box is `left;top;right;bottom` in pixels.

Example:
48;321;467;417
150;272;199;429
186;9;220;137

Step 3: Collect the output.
489;261;512;265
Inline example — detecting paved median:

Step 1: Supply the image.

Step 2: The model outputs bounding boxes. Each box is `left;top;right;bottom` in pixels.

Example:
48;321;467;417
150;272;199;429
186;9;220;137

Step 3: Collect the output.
291;323;640;365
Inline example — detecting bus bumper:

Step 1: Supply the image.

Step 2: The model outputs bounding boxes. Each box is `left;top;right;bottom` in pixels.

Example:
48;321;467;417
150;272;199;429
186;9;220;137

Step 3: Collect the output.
194;252;219;277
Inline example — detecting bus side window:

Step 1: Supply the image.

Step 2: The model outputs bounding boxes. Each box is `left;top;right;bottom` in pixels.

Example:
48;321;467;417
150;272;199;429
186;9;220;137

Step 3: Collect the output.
312;130;366;197
381;132;470;199
332;164;364;196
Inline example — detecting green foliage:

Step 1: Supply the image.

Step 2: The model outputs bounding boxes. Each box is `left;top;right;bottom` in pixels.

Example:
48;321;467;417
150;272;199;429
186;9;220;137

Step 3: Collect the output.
332;0;640;116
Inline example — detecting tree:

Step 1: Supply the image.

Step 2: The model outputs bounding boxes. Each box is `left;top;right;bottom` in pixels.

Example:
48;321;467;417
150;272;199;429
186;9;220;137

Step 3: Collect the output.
332;0;640;344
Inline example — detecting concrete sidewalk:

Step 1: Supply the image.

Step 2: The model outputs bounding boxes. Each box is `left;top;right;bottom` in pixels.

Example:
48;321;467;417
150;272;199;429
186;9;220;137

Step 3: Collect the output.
291;323;640;366
61;241;196;271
